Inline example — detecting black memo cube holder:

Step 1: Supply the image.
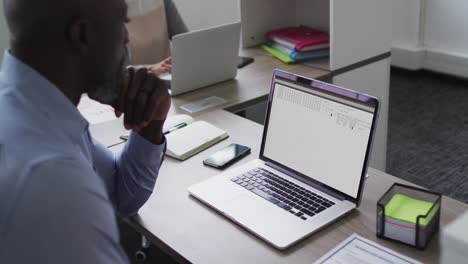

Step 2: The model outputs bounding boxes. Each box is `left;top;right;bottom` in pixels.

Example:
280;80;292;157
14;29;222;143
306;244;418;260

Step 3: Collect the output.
376;183;442;250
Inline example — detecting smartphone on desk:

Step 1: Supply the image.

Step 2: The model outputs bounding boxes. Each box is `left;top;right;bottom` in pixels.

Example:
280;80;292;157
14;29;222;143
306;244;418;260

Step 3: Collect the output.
203;144;251;169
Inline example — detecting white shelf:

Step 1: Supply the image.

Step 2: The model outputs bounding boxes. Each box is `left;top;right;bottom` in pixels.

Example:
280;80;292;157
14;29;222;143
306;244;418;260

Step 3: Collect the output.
240;0;391;71
240;0;391;170
331;0;392;70
166;0;241;32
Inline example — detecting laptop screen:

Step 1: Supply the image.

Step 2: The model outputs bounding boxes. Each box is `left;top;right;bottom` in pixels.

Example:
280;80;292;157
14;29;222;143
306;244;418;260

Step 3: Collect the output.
262;77;376;199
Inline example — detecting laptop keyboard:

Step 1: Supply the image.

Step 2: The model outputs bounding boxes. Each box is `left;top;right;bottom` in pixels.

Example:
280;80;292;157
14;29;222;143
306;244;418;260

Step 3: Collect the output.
231;168;335;221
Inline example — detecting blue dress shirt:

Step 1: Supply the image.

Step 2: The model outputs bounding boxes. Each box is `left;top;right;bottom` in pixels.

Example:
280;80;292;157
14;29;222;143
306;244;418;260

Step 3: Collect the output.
0;51;166;263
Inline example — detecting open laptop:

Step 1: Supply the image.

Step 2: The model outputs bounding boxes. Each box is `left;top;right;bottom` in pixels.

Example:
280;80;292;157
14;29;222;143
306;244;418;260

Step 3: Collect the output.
161;22;241;96
188;69;380;249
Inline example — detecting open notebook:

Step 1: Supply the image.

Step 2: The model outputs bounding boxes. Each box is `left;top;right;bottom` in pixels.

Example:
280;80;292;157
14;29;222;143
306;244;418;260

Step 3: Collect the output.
164;115;229;160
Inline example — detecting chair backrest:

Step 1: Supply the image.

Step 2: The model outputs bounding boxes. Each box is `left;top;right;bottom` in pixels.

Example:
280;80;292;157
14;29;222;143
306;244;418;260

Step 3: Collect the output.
0;2;9;62
126;0;171;65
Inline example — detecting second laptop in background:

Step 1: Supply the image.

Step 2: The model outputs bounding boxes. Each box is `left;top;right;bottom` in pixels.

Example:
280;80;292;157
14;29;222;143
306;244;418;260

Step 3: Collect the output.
162;22;241;96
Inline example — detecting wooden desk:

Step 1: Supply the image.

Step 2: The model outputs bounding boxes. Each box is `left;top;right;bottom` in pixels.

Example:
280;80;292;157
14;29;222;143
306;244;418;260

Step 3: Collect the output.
111;110;466;264
90;47;329;146
93;49;467;264
166;48;330;116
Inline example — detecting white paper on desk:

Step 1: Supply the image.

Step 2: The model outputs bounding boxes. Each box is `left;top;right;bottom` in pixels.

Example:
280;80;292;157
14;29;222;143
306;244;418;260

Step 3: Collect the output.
180;96;227;113
314;234;421;264
77;95;117;124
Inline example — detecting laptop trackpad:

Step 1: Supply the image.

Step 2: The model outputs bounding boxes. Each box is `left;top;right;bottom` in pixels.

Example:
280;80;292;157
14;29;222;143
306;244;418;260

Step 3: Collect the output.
223;194;301;247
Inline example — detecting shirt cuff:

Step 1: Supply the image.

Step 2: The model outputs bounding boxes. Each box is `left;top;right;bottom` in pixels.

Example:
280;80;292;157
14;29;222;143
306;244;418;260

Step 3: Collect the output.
124;131;166;163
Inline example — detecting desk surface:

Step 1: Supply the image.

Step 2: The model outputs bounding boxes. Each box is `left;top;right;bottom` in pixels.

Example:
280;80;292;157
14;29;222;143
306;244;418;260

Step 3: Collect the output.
167;48;330;115
97;49;467;264
112;110;466;264
90;48;329;146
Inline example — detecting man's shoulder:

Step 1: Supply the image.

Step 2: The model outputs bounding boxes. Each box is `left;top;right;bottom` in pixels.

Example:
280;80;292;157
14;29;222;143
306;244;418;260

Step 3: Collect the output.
2;155;108;205
0;155;114;237
0;82;50;144
24;158;113;218
0;157;126;264
0;155;110;230
30;156;107;194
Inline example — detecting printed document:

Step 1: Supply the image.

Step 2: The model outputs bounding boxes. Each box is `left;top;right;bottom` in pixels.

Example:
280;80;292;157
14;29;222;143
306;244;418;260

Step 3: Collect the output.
314;234;421;264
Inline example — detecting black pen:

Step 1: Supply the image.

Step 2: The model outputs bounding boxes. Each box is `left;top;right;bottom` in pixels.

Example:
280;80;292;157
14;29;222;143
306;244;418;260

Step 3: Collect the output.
119;122;187;139
163;122;187;135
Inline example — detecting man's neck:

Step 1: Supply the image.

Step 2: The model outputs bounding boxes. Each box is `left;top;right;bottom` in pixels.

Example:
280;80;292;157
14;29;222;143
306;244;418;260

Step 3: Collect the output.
10;47;83;106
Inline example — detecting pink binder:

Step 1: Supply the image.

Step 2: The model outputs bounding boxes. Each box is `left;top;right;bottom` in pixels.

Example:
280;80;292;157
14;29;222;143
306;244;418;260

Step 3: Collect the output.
265;26;329;51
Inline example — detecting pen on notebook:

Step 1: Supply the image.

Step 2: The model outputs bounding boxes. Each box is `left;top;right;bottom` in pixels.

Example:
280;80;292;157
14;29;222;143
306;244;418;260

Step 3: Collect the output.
163;122;187;135
119;122;187;140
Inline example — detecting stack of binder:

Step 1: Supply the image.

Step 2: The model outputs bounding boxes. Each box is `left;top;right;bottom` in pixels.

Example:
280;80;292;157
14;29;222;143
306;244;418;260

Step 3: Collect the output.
262;25;330;64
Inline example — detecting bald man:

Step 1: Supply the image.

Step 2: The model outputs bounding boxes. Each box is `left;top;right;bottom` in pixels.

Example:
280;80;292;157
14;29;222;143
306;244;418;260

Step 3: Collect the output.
0;0;170;263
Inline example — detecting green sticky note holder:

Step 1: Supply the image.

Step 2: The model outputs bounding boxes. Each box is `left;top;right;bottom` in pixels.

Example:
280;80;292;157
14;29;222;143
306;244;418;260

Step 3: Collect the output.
377;183;441;250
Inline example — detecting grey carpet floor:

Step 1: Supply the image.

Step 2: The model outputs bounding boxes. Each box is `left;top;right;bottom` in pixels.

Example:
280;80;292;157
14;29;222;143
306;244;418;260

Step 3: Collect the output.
387;68;468;203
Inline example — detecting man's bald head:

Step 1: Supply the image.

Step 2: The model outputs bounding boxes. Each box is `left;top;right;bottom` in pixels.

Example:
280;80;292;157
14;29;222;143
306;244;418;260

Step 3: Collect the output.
3;0;130;105
4;0;99;48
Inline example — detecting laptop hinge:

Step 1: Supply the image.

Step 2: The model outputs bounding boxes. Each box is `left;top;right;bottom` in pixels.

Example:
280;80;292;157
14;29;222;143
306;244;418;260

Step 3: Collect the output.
265;162;347;201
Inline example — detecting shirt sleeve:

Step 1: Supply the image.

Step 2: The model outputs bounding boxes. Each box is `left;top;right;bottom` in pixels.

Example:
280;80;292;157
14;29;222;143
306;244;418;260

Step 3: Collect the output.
92;131;166;216
2;159;129;264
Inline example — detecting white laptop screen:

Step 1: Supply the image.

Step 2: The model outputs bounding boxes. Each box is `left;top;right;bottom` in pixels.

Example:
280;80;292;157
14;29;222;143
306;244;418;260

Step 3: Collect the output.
263;79;375;199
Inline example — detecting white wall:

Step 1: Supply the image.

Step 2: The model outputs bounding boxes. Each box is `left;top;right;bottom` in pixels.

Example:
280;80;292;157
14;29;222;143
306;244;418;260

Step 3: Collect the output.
392;0;421;48
127;0;164;17
422;0;468;77
424;0;468;55
167;0;240;31
392;0;468;78
391;0;425;70
0;1;9;62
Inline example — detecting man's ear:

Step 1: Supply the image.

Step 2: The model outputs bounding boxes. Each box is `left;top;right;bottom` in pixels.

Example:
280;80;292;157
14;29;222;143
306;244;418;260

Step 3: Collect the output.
67;19;90;54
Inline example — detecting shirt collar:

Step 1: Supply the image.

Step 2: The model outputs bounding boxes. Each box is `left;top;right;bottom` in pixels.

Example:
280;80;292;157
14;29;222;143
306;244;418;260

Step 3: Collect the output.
0;50;90;142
